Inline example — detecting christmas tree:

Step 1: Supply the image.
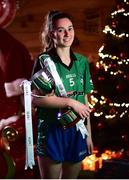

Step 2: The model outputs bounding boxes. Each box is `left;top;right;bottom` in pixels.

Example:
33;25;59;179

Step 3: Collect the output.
90;0;129;155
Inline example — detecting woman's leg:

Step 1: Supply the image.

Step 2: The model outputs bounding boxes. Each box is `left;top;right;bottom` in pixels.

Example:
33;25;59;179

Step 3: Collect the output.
37;156;62;179
62;161;81;179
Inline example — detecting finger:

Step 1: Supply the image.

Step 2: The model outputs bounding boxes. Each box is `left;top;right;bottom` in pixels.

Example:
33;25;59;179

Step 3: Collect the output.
83;111;90;118
80;112;87;119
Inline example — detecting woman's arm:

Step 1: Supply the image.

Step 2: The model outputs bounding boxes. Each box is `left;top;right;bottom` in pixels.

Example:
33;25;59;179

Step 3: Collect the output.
85;95;92;136
32;89;91;119
85;94;94;153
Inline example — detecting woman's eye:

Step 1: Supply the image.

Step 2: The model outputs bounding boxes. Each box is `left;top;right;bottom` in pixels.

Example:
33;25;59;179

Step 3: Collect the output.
68;27;73;31
57;29;64;33
56;27;74;33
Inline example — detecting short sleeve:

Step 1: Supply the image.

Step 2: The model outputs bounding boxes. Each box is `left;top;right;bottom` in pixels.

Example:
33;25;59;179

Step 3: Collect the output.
31;53;45;76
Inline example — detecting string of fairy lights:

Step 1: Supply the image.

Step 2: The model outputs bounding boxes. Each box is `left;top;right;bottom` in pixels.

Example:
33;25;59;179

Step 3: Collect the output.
124;0;129;4
97;44;129;75
90;0;129;120
89;93;129;119
111;7;129;17
98;1;129;75
103;25;129;38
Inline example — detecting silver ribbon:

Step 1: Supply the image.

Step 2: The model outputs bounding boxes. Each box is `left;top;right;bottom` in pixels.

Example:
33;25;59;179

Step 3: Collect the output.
23;80;35;169
76;119;89;138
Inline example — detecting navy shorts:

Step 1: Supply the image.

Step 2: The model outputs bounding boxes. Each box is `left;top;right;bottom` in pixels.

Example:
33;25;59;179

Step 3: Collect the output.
36;119;90;163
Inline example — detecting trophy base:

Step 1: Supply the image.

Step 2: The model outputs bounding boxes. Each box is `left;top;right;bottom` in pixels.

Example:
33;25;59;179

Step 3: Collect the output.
58;109;81;129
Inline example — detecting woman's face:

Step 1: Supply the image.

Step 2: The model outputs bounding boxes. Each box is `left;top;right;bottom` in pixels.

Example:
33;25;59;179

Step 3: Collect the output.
51;18;75;48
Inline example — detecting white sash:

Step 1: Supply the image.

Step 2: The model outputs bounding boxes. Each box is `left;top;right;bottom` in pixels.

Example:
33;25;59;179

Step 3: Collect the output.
22;80;35;169
43;55;89;138
44;56;67;97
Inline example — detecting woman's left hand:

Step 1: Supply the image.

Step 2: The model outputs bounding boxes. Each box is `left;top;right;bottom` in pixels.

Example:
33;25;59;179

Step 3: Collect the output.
86;135;94;154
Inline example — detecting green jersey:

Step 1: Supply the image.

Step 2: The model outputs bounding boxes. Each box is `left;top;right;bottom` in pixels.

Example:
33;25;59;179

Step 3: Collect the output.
32;48;93;124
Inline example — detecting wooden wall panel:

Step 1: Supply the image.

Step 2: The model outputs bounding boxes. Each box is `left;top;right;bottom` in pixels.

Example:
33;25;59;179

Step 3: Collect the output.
5;0;116;61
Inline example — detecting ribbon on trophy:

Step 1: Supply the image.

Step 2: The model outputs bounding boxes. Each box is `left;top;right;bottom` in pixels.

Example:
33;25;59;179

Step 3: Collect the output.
42;54;89;138
22;80;35;169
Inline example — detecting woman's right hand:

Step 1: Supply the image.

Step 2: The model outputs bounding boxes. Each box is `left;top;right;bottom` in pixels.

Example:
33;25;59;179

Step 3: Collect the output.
69;99;91;119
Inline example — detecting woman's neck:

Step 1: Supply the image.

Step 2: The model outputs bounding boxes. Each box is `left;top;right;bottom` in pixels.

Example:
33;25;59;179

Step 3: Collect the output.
56;47;71;66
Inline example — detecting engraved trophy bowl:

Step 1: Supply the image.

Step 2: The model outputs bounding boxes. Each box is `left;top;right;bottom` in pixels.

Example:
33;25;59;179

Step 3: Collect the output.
31;68;55;94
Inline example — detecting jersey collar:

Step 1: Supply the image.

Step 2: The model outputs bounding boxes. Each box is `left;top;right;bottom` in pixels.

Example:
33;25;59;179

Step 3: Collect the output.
47;48;77;70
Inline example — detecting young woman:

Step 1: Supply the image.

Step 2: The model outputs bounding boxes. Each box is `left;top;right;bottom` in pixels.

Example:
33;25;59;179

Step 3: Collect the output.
32;10;93;179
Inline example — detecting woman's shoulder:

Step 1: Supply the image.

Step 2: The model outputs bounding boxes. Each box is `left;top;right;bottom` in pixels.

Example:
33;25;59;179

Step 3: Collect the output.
32;52;48;74
38;52;49;60
74;52;89;63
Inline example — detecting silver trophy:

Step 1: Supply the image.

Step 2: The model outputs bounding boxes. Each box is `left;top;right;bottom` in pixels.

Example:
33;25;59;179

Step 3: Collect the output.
31;68;55;94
